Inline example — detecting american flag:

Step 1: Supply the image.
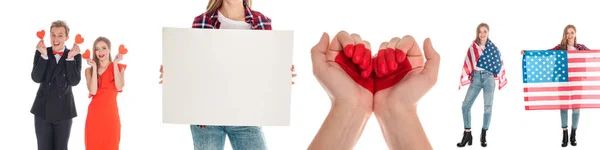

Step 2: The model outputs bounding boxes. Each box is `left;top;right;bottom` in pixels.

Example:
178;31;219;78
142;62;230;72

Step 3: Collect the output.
522;50;600;110
459;39;507;90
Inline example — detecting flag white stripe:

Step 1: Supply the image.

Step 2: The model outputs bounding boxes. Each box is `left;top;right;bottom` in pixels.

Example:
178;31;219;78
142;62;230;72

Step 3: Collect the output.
570;72;600;76
523;82;600;87
467;46;477;70
524;91;600;96
525;99;600;106
569;62;600;68
568;53;600;58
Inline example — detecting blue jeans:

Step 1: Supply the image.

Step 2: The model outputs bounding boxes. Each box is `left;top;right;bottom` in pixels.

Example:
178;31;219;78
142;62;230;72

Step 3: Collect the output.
560;109;580;129
462;70;495;130
190;125;267;150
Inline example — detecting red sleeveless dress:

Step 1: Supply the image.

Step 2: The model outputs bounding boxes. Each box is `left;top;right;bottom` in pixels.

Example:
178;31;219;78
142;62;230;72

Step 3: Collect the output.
85;63;126;150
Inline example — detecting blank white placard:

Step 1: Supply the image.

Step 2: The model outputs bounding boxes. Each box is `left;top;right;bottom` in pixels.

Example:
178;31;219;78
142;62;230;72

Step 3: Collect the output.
162;27;293;126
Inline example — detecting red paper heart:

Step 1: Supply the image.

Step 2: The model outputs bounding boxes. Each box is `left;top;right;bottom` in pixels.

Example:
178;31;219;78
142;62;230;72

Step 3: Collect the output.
37;30;45;39
118;44;128;54
82;49;91;59
334;44;374;93
373;48;411;93
75;34;84;44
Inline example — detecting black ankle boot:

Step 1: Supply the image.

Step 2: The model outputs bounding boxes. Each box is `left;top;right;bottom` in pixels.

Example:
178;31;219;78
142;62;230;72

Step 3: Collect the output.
481;129;488;147
570;128;577;146
562;130;568;147
456;131;473;147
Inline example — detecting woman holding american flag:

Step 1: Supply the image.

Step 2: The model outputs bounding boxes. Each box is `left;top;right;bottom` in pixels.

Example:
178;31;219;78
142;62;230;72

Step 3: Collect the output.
521;24;588;147
456;23;507;148
551;24;588;147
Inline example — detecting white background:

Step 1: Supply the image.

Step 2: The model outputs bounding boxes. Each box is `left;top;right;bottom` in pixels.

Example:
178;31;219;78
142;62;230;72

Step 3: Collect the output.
1;0;600;150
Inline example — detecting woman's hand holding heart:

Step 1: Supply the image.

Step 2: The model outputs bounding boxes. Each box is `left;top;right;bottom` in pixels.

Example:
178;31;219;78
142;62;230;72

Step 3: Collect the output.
373;36;440;114
372;36;439;150
319;34;440;108
311;32;439;150
309;31;375;150
312;31;375;111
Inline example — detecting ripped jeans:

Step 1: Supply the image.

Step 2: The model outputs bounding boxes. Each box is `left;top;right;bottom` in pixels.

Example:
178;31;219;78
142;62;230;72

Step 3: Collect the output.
461;70;496;130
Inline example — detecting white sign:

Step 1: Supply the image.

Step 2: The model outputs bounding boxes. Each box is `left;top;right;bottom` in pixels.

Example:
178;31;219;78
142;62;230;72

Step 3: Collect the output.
162;27;293;126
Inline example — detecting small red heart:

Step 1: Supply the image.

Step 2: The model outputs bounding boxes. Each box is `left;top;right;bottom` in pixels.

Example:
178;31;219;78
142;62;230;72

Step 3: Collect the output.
37;30;45;39
75;34;84;44
118;44;128;54
373;49;411;93
82;49;91;59
335;44;374;93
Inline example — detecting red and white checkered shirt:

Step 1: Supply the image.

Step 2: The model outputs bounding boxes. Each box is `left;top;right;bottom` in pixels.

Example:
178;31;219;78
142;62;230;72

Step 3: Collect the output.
192;3;272;30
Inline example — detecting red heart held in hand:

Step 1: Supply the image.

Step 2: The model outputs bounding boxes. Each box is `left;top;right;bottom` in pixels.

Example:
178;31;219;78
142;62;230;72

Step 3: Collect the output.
75;34;84;44
118;44;128;54
373;48;412;93
82;49;91;59
334;44;375;93
37;30;45;39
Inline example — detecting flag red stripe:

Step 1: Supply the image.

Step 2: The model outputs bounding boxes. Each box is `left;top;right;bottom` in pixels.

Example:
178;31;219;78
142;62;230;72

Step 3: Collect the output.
568;67;600;72
569;58;600;63
569;76;600;81
524;86;600;92
567;50;600;54
524;86;570;92
524;96;570;101
525;104;600;110
524;95;600;101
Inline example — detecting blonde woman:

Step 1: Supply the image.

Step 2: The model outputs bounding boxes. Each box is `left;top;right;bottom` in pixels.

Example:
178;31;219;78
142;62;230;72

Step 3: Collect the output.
84;37;126;150
191;1;269;149
548;25;587;147
520;24;588;147
457;23;507;148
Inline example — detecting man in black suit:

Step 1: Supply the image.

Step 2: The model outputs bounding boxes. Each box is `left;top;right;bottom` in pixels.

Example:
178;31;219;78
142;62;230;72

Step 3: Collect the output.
31;20;82;150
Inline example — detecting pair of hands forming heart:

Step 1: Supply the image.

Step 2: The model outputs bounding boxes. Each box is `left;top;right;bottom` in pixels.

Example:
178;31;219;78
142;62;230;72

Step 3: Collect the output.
311;31;440;112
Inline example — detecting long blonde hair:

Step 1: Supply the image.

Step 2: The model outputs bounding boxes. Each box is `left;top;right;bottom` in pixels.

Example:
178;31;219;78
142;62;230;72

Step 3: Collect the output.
206;0;252;13
559;24;577;50
475;23;489;44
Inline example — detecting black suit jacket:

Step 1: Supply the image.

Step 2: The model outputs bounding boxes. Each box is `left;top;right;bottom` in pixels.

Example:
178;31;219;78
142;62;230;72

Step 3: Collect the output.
30;47;82;121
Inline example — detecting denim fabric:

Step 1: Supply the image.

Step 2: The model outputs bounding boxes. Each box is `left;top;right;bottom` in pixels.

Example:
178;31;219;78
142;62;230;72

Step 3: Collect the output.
190;125;267;150
462;70;496;130
560;109;580;129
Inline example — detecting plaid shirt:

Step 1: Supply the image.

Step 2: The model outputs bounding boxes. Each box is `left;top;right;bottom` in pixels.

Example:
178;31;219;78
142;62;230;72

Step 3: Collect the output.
192;3;272;30
550;43;589;50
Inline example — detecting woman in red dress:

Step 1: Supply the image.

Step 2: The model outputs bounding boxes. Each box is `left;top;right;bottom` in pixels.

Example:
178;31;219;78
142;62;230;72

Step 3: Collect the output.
84;36;126;150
